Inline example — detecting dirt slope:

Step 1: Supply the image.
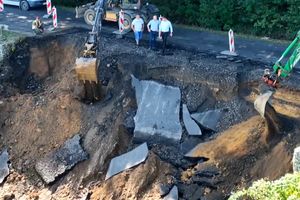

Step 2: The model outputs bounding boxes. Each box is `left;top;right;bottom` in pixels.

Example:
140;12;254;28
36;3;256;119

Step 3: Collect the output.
0;31;299;199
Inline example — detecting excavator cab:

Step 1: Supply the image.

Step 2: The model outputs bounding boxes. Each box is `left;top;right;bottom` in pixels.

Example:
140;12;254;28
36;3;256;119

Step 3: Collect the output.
76;0;159;32
121;0;141;10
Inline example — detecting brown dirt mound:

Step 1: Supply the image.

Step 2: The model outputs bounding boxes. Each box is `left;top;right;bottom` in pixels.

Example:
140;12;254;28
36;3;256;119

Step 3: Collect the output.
186;116;264;162
250;141;292;180
185;112;294;195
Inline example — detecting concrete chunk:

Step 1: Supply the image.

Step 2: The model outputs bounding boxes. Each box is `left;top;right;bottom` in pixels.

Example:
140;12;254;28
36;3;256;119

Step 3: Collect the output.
191;109;222;131
35;134;88;184
163;186;178;200
182;104;202;136
293;146;300;173
159;184;172;197
180;137;202;155
105;143;149;180
220;50;238;56
0;149;9;184
132;76;182;143
254;91;273;117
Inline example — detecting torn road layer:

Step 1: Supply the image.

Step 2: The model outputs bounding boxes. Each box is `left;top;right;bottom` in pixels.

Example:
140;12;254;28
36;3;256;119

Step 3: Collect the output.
163;185;178;200
0;149;9;184
105;143;149;180
132;76;182;143
35;134;88;184
182;104;202;136
191;109;222;131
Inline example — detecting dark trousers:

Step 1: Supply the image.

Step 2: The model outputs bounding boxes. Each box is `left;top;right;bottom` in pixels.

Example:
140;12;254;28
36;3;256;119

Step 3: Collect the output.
149;31;158;49
162;32;169;53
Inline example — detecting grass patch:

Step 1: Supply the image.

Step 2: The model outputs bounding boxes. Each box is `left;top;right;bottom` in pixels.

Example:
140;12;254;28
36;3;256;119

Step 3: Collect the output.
0;30;25;43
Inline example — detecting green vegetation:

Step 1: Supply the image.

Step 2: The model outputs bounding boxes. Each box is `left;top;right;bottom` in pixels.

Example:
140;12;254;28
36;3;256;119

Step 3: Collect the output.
52;0;300;40
229;173;300;200
0;30;24;43
150;0;300;40
52;0;93;7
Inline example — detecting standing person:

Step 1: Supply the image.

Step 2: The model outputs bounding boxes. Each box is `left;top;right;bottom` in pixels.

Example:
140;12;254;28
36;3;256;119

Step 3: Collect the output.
147;15;160;50
159;17;173;54
131;15;144;46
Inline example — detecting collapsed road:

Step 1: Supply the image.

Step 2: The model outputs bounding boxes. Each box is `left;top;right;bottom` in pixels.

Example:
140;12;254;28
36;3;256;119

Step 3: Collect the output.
0;29;300;200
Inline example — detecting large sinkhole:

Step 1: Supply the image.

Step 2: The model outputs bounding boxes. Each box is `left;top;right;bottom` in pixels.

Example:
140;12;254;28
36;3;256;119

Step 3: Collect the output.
1;31;300;199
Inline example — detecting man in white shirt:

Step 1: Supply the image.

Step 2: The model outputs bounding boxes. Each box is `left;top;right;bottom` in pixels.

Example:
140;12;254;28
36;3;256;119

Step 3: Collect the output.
147;15;160;50
131;15;144;46
159;17;173;54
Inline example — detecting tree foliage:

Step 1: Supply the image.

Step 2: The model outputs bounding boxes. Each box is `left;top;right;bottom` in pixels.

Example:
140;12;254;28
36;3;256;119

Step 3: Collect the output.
52;0;93;7
149;0;300;39
52;0;300;39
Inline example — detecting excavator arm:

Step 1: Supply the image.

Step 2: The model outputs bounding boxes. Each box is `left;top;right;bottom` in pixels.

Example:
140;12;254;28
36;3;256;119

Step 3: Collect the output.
263;31;300;87
273;31;300;78
84;0;106;57
75;0;106;80
74;0;106;100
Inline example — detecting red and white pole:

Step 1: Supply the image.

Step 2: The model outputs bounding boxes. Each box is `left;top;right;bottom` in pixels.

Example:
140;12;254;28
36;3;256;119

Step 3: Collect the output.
46;0;52;15
0;0;4;12
52;6;57;28
228;29;235;53
118;10;124;32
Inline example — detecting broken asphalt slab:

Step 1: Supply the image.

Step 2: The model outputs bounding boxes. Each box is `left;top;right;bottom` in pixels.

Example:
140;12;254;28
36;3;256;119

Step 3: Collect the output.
131;76;182;143
159;184;172;197
35;134;88;184
180;137;203;155
0;149;9;184
105;142;149;180
254;91;273;118
163;185;178;200
293;146;300;173
182;104;202;136
191;109;223;132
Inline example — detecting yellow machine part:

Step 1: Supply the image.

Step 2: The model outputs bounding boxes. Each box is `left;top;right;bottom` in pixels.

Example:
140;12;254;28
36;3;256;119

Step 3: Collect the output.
105;11;118;22
75;57;98;83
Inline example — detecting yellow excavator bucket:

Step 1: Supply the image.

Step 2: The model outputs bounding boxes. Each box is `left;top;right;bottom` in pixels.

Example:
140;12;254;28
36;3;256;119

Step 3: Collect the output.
75;57;98;83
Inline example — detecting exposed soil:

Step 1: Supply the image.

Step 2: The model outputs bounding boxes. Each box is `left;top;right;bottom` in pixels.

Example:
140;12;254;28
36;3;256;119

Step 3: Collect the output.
0;29;299;200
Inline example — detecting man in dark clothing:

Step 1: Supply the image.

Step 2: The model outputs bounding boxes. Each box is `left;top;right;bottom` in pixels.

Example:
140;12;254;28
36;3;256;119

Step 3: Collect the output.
159;16;173;54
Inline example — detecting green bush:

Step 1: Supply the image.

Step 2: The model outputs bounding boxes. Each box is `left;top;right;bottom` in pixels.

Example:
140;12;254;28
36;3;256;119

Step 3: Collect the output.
52;0;300;39
229;173;300;200
52;0;93;7
149;0;300;40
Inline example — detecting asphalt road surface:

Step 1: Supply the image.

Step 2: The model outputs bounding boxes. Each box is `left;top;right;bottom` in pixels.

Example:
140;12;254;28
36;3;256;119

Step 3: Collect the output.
0;6;292;65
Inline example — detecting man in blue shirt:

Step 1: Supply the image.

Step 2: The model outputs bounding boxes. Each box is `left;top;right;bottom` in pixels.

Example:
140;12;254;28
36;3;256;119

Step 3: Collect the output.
147;15;160;50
